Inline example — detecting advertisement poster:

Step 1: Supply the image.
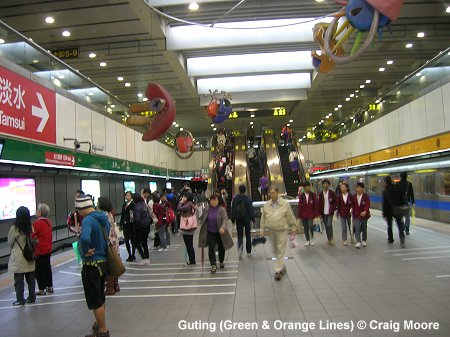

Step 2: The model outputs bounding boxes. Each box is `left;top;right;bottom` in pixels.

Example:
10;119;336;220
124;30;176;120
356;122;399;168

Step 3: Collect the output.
0;178;36;220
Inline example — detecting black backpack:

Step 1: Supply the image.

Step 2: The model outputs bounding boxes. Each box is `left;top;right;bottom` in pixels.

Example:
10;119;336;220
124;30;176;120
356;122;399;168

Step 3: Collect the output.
234;198;247;221
16;234;37;262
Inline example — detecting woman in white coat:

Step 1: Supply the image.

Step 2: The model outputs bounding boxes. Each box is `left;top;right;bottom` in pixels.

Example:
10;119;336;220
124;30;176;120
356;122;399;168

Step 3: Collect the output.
8;206;36;306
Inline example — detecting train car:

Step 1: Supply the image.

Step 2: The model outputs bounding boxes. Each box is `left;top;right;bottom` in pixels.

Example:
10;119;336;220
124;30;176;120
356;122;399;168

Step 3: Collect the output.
310;155;450;224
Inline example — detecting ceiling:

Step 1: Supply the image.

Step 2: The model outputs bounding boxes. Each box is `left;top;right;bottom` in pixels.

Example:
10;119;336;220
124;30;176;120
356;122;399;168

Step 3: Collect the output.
0;0;449;141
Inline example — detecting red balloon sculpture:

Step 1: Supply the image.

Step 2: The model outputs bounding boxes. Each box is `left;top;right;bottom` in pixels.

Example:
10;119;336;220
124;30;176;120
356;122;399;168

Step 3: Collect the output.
126;83;176;141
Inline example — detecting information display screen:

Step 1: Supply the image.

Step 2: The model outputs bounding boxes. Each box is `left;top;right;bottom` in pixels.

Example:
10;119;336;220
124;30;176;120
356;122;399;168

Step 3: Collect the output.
124;181;136;193
0;178;36;220
81;180;101;205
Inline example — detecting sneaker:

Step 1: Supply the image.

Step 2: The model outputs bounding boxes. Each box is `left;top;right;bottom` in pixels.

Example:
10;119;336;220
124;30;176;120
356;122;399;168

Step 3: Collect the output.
350;237;355;243
36;290;46;296
304;241;310;247
25;298;35;304
362;241;367;247
46;287;54;294
310;241;315;246
327;240;335;246
12;300;25;306
186;261;196;266
166;245;170;249
387;239;394;244
238;245;243;259
355;242;361;249
343;241;348;246
85;330;110;337
158;248;164;252
400;241;405;248
139;259;150;265
247;253;252;257
220;263;225;269
163;248;169;252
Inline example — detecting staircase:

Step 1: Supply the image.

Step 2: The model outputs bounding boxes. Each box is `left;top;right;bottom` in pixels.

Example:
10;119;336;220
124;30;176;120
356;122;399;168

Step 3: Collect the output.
249;161;262;202
278;145;300;197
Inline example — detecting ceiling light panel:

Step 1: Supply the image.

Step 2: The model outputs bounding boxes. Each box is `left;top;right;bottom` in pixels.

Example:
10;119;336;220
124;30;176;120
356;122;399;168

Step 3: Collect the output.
166;17;332;50
197;73;311;95
187;51;314;77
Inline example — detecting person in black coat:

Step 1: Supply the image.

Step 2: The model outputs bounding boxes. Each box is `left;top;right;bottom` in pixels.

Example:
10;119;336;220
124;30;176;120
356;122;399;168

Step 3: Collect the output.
382;176;406;247
231;185;255;258
119;191;136;261
397;172;415;235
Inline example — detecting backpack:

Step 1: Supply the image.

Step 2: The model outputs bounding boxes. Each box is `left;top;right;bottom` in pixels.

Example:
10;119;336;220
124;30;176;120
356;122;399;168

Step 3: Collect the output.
16;234;38;262
234;198;247;221
165;208;176;224
134;203;151;228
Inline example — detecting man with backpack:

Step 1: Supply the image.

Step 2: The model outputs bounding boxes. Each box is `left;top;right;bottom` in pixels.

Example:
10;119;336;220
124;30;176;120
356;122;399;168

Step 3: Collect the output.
132;193;152;264
231;185;255;259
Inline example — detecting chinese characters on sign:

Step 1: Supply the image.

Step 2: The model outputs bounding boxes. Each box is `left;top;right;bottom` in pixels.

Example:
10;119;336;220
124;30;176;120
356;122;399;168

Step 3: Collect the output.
51;48;79;59
273;108;286;116
45;152;75;166
0;65;56;144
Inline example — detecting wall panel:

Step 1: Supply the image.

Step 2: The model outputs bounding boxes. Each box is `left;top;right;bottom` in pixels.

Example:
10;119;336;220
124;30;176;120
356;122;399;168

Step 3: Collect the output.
56;94;76;148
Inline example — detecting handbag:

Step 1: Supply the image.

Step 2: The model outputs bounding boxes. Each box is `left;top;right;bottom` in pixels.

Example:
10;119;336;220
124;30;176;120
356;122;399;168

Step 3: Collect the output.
180;213;198;230
100;224;126;278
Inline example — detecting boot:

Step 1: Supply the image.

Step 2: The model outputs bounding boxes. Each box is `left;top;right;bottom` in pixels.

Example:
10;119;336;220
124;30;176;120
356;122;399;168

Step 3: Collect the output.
105;276;115;296
114;277;120;292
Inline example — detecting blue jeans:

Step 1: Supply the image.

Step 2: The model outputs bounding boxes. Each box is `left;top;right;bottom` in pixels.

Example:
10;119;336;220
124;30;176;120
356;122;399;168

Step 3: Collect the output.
158;224;171;249
340;216;351;241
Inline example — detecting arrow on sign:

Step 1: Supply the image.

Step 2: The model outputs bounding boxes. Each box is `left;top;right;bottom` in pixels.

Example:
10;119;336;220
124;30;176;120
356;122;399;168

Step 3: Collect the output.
32;92;49;133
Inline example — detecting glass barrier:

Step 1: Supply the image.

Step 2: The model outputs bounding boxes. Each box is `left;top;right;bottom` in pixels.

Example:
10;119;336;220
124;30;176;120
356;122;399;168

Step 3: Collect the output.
308;47;450;141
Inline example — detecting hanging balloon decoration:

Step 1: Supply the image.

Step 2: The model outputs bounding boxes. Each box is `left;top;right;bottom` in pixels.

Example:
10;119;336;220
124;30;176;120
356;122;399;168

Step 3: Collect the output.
311;22;345;73
206;90;233;124
312;0;403;67
174;130;195;159
126;83;176;141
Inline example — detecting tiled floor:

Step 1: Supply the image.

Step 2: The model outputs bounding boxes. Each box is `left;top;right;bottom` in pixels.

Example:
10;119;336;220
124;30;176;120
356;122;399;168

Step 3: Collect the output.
0;213;449;337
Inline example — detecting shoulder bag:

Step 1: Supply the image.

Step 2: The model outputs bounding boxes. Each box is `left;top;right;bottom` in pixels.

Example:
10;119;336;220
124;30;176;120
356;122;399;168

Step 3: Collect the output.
100;224;126;277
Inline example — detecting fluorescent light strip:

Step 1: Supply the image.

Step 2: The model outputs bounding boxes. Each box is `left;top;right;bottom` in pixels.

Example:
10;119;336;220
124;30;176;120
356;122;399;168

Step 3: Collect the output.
166;17;332;50
309;149;450;179
147;0;232;6
187;51;314;77
0;159;190;180
199;89;307;105
197;73;311;95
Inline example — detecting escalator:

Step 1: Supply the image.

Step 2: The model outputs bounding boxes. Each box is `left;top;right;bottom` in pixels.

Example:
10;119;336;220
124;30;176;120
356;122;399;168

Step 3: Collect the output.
261;129;287;195
232;133;252;201
278;141;310;198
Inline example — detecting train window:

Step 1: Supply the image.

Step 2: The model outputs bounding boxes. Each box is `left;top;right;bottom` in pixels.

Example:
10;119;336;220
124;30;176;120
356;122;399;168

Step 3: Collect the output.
437;171;450;197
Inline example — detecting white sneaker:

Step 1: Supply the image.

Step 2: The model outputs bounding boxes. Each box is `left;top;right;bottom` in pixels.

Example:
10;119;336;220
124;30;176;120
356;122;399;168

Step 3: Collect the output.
139;259;150;265
166;245;170;249
158;248;164;252
310;241;315;246
355;242;361;249
163;248;169;252
362;241;367;247
304;241;310;246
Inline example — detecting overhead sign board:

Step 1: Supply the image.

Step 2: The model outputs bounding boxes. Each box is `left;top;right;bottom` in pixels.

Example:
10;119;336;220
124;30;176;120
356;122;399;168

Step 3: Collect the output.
45;151;75;166
0;65;56;144
51;48;80;59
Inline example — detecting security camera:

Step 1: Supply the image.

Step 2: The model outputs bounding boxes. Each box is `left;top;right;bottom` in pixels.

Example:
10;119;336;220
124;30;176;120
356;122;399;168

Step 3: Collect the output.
74;140;81;151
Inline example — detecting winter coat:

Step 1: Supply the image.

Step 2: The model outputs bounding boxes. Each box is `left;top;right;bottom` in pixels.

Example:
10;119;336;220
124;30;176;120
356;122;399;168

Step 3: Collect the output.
79;211;110;262
32;217;52;256
153;203;165;227
119;201;134;230
198;205;228;248
261;198;297;231
8;225;35;273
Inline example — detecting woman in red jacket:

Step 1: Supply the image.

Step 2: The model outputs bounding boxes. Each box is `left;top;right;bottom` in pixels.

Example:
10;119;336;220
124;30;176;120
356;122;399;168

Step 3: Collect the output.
337;182;353;246
351;182;371;249
297;182;318;246
32;203;53;295
153;195;169;252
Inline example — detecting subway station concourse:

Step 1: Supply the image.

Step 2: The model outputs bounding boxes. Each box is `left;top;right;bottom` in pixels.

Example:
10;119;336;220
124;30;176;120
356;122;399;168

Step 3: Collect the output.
0;1;450;337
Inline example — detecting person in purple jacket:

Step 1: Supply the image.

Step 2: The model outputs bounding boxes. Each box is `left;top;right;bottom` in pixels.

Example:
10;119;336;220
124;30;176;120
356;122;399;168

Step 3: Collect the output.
291;155;300;184
259;175;269;201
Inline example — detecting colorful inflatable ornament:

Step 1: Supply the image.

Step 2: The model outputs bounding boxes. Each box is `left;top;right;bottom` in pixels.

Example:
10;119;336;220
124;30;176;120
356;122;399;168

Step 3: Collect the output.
206;90;233;124
320;0;403;65
174;130;194;159
126;83;176;141
311;22;345;73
